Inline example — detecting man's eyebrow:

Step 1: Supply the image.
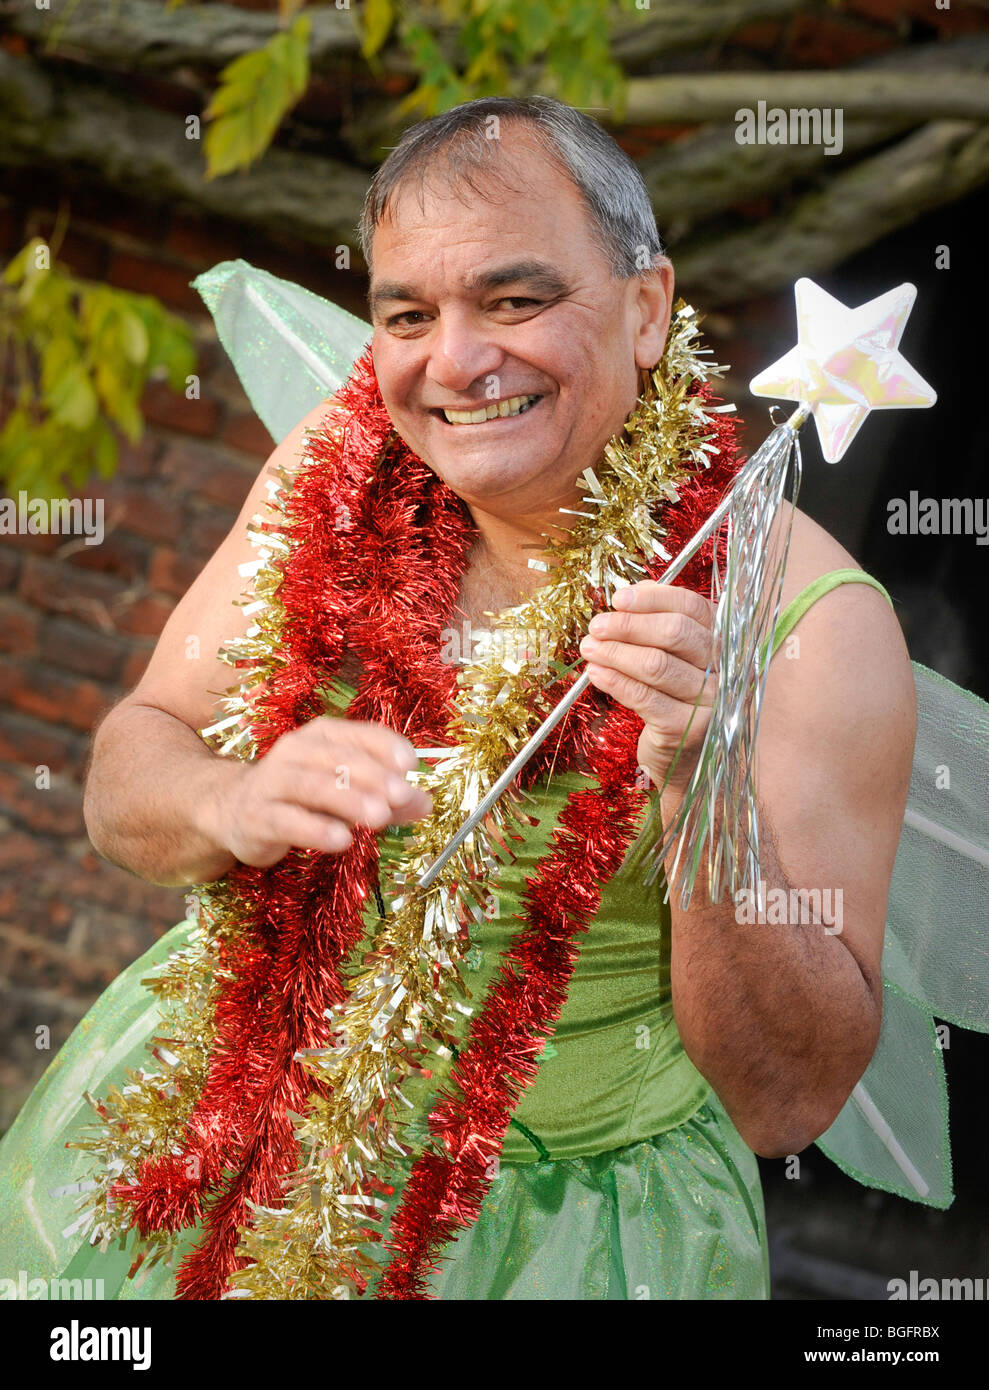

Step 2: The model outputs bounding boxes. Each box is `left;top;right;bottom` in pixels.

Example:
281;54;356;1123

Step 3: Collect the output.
368;260;569;318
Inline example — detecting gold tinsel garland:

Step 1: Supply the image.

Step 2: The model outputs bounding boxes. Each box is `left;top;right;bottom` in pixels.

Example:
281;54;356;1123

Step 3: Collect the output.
68;305;729;1294
223;305;731;1298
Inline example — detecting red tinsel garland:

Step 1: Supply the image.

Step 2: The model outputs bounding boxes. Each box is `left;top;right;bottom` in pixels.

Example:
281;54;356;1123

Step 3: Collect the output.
111;345;740;1299
376;390;742;1298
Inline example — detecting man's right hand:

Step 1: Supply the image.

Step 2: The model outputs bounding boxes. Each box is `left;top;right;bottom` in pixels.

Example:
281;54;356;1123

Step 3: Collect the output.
208;717;434;868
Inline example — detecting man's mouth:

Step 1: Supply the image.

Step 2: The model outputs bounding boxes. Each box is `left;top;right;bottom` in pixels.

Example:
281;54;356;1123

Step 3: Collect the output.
432;394;543;426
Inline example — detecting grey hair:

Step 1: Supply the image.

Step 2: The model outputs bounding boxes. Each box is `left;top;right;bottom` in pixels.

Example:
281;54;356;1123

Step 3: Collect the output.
356;95;664;282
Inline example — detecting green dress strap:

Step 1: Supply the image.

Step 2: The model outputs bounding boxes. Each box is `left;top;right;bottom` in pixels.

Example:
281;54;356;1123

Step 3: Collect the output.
767;568;893;662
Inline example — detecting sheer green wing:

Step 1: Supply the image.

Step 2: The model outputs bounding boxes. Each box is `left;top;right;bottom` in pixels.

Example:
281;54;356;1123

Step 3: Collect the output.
816;663;989;1206
192;259;371;444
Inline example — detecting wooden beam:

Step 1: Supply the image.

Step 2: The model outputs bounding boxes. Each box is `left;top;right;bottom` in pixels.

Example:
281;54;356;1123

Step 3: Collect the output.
620;69;989;126
0;52;369;253
673;120;989;305
640;34;989;230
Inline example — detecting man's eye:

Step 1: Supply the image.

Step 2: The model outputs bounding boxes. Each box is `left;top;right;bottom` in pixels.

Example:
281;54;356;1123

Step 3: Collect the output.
388;311;428;327
498;297;541;310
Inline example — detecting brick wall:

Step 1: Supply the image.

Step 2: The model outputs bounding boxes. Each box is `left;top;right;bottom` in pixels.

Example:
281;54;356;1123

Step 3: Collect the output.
0;175;369;1127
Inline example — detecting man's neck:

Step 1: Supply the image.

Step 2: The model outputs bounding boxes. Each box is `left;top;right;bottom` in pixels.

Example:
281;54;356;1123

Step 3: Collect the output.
465;501;577;601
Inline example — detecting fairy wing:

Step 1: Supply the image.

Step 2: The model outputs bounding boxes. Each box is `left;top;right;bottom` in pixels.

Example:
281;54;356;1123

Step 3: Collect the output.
815;662;989;1207
192;259;371;444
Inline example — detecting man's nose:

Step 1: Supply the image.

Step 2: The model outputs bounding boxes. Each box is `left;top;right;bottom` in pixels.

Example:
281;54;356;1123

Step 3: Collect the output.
425;309;503;390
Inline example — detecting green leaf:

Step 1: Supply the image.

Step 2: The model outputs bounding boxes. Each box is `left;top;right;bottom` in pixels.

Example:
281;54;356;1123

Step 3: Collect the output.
48;363;98;431
204;15;311;178
119;311;150;366
361;0;395;60
92;419;119;479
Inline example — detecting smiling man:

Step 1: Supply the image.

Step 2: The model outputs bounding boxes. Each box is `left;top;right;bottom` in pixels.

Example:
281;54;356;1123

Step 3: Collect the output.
7;95;918;1302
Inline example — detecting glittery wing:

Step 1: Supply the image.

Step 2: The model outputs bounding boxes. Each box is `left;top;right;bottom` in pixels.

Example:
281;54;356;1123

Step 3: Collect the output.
815;662;989;1207
192;259;372;443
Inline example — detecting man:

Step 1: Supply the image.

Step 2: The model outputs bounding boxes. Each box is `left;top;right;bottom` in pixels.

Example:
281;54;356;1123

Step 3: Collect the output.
83;95;915;1262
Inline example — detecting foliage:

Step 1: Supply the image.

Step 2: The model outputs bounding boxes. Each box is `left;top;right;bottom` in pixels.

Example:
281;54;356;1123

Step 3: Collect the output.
0;238;196;502
204;13;312;178
390;0;637;122
201;0;640;176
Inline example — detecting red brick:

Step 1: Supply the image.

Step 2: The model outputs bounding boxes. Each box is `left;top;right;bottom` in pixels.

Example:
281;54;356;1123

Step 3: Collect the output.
0;200;22;253
220;411;274;459
188;512;236;556
18;555;127;630
148;547;204;598
0;710;81;773
728;21;785;54
2;528;62;556
785;14;898;67
844;0;985;34
0;766;85;836
115;436;164;482
120;642;155;690
68;187;173;251
64;528;150;583
117;488;186;545
159;439;255;506
140;379;222;438
106;250;203;315
165;213;242;267
38;616;129;683
53;859;184;920
0;830;44;871
24;218;108;281
0;598;39;654
0;547;19;590
114;593;175;638
0;658;114;732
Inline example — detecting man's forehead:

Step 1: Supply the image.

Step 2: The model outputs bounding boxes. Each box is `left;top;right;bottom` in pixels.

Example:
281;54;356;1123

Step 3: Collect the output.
368;258;571;317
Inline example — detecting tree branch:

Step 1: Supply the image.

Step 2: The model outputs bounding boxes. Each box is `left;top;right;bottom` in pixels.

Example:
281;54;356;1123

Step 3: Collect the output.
674;120;989;305
621;68;989;126
0;51;369;252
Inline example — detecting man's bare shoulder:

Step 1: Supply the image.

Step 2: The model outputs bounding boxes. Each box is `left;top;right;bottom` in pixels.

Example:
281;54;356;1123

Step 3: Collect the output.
774;502;861;608
760;501;916;807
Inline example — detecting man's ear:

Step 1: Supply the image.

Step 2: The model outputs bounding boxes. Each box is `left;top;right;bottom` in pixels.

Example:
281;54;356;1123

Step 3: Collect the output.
633;257;675;372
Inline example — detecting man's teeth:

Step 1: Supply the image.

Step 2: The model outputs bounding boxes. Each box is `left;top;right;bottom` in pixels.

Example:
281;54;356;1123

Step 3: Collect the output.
442;394;539;425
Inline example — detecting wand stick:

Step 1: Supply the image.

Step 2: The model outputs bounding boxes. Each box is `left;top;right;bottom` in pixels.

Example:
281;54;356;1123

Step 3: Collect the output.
416;405;809;891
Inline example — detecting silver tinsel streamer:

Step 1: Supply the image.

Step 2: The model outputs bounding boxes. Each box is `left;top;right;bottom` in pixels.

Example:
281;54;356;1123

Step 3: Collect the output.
636;404;808;909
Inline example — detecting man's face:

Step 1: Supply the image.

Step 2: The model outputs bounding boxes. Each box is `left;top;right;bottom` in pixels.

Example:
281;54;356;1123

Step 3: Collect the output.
367;135;673;522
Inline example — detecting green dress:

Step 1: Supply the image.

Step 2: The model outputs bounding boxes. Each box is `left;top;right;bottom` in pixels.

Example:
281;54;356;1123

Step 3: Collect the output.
0;571;892;1301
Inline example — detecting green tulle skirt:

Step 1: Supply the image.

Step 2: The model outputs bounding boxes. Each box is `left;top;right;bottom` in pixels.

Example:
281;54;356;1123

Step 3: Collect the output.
0;920;770;1300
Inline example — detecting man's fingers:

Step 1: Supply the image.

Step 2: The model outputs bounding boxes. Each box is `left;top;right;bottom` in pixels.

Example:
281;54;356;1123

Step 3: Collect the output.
586;607;714;669
262;803;355;857
299;716;419;772
584;656;716;724
611;580;715;628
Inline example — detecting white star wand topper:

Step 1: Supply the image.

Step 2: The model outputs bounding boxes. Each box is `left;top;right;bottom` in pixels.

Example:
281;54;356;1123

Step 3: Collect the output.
750;278;937;461
418;278;936;912
634;276;936;909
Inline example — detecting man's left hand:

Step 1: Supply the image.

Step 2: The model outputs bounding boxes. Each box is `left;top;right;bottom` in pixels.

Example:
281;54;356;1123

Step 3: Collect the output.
578;579;718;796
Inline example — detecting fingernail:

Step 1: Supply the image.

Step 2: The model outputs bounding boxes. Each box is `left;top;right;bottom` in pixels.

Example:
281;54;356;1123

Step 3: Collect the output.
393;743;417;771
387;774;410;800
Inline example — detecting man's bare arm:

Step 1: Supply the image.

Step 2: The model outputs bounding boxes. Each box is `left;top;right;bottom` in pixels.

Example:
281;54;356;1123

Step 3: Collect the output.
665;576;916;1157
83;399;432;888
